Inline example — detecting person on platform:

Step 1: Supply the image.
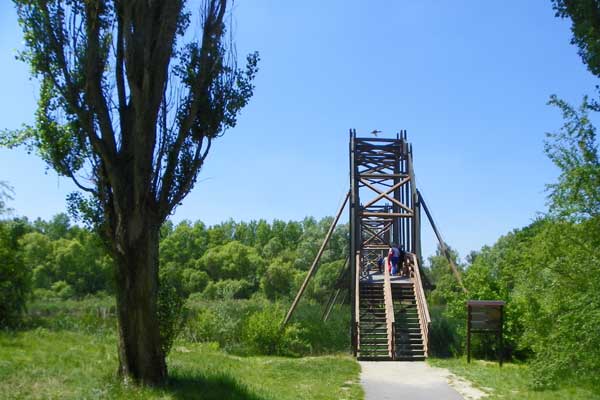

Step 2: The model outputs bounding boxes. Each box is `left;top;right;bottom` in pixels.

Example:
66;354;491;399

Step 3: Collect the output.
388;243;401;275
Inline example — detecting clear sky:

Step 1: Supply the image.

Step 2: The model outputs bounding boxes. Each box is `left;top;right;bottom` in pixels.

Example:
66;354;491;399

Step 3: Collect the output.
0;1;597;260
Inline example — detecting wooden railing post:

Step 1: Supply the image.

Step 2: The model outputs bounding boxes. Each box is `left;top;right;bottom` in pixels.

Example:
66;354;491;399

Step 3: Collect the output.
409;253;431;356
383;261;396;359
354;253;361;357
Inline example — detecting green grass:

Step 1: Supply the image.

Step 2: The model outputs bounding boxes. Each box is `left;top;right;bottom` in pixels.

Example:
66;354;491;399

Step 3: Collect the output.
428;358;600;400
0;329;362;400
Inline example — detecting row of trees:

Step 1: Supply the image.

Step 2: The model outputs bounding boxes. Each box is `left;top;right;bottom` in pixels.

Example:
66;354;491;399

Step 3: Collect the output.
0;211;348;319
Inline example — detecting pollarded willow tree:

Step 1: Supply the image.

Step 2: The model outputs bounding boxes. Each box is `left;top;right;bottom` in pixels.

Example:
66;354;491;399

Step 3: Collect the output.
9;0;258;385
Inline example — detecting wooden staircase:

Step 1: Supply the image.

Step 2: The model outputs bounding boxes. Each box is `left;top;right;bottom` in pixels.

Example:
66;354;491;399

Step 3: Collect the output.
358;282;390;360
392;282;425;360
355;254;430;361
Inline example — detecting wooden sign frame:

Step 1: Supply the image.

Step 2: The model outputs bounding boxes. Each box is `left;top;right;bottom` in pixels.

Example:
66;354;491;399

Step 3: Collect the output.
466;300;505;366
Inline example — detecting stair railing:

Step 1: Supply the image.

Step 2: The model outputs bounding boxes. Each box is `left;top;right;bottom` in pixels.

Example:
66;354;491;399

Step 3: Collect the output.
408;253;431;356
355;253;361;356
383;259;396;359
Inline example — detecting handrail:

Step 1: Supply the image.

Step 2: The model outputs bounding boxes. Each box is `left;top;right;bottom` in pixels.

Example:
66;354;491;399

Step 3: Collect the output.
383;260;396;359
355;253;361;356
408;253;431;356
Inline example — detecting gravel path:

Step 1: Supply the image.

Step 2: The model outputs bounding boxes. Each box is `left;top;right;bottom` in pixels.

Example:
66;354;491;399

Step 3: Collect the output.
360;361;466;400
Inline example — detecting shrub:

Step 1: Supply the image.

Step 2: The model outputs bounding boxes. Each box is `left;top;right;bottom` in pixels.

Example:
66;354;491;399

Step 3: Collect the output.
241;305;309;356
278;323;311;357
157;270;186;356
428;306;462;357
260;263;293;300
184;307;220;344
0;222;31;328
201;279;254;300
51;280;75;299
293;302;350;354
242;307;282;355
181;268;209;295
183;297;266;351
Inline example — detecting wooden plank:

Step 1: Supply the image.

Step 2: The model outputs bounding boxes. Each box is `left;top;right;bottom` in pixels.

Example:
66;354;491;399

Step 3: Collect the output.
359;173;408;179
470;320;501;330
467;300;505;307
467;304;471;363
361;212;413;218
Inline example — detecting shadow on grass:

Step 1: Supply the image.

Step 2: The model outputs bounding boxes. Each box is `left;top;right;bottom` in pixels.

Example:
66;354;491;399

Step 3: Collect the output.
165;372;269;400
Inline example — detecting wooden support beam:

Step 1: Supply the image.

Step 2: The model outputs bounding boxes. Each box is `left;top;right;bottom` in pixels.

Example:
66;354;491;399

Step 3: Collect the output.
322;288;340;321
361;212;413;218
418;189;467;293
322;257;349;321
359;173;408;179
361;178;412;212
282;190;350;328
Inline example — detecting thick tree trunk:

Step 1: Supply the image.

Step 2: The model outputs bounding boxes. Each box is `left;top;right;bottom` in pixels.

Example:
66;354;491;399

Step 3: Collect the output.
113;217;166;385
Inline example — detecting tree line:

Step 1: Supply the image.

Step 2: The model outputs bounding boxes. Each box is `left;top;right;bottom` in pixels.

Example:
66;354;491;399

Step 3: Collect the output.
0;211;348;326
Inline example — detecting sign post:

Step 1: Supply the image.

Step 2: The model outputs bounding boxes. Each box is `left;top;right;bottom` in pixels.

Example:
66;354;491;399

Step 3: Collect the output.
466;300;505;366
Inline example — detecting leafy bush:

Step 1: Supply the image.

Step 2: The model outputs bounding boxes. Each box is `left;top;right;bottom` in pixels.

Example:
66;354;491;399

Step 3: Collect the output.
184;307;221;344
51;280;75;299
260;263;293;300
292;302;350;354
0;221;31;328
427;306;462;357
157;270;186;356
201;279;254;300
181;268;210;295
241;305;309;356
241;307;281;354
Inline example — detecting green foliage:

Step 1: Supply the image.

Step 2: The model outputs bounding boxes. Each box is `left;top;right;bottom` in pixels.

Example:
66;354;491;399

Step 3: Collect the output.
553;0;600;79
183;298;265;350
545;95;600;219
201;279;254;300
184;307;221;344
0;213;347;306
241;305;309;357
291;302;351;354
430;216;600;386
260;262;294;300
197;241;266;284
0;181;14;217
19;227;113;297
181;297;350;357
157;270;186;357
0;221;31;327
50;280;74;300
311;260;345;303
428;306;462;358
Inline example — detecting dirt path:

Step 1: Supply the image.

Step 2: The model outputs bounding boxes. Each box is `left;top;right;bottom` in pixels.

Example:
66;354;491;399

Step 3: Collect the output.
359;361;486;400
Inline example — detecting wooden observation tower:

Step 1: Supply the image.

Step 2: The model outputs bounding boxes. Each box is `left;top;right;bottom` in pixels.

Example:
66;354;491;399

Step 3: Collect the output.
349;129;430;360
284;129;460;361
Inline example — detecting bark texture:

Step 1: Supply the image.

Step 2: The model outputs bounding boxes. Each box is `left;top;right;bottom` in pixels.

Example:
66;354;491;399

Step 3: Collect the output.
113;217;165;383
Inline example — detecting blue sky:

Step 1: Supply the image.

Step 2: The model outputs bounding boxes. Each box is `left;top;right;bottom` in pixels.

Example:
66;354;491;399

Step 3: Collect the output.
0;1;597;260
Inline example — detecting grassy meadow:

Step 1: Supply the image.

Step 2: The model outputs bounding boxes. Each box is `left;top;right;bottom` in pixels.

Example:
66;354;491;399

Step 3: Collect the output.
0;296;362;400
429;358;600;400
